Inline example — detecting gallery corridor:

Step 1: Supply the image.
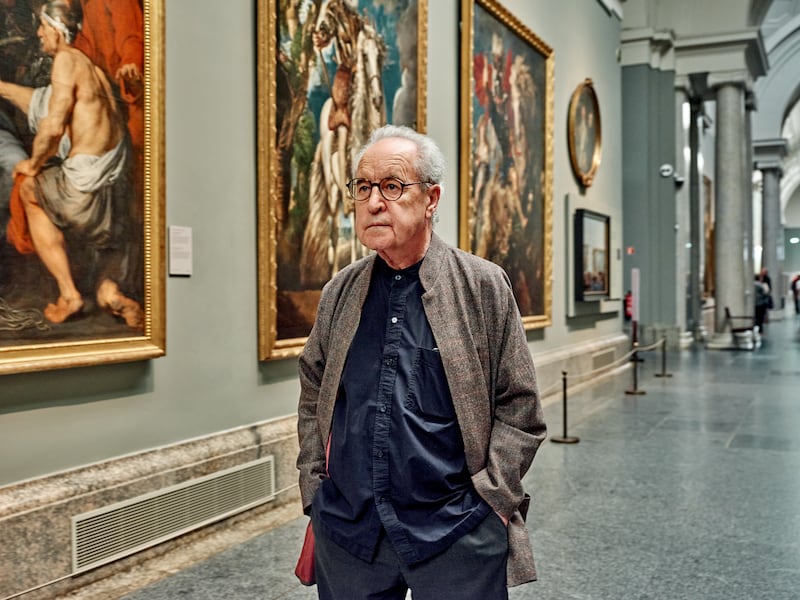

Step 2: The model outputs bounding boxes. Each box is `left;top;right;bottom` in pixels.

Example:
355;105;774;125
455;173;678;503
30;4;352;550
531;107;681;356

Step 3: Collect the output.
72;316;800;600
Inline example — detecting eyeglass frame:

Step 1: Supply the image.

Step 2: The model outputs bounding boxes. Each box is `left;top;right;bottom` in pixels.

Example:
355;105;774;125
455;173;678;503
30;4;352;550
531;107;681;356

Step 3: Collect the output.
346;177;432;202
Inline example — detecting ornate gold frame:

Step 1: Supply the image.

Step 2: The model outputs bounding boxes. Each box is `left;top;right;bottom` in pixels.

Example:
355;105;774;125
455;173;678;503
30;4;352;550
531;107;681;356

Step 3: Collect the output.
257;0;428;360
0;0;166;375
459;0;553;329
567;78;602;187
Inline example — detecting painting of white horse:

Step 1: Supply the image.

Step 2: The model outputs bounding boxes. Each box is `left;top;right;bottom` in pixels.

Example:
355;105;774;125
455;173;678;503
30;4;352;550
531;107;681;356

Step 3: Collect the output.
258;0;426;356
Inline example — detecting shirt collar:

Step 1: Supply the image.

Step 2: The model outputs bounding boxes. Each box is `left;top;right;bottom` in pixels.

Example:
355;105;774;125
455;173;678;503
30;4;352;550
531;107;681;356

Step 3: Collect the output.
375;254;422;281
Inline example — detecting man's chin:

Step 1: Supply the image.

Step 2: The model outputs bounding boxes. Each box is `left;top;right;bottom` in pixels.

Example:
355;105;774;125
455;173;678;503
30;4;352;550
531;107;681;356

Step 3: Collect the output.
358;228;391;249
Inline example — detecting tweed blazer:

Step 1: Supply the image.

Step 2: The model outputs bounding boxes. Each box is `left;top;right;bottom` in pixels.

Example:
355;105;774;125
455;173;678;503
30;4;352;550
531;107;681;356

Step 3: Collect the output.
297;233;547;587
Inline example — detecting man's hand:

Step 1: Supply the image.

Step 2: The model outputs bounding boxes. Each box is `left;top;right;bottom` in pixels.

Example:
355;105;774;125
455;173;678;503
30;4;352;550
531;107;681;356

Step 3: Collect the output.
496;511;509;527
13;159;38;178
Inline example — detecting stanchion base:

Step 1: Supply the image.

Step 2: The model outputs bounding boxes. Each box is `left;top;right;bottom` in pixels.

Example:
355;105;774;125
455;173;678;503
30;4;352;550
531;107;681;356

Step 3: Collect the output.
551;436;580;444
625;389;646;395
654;373;673;378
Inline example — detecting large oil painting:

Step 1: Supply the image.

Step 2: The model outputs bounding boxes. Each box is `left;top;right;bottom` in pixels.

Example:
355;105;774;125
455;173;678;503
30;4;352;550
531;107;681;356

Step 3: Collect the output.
258;0;428;359
459;0;552;328
0;0;165;375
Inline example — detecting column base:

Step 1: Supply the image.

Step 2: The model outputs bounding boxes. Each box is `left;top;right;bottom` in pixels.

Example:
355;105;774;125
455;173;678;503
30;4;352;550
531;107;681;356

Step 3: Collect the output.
706;329;755;351
678;331;695;349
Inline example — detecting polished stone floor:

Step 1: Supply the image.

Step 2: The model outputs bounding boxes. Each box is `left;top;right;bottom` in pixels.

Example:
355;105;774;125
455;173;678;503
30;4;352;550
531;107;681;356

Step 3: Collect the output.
120;316;800;600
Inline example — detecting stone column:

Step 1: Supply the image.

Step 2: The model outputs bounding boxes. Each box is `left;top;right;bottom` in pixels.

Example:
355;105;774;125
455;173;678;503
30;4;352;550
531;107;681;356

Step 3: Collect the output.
754;138;789;313
711;82;748;342
673;81;691;347
743;94;756;316
688;96;703;341
761;166;783;304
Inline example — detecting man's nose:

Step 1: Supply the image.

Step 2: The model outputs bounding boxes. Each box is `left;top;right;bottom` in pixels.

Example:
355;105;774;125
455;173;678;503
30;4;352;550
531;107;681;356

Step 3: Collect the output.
365;185;385;210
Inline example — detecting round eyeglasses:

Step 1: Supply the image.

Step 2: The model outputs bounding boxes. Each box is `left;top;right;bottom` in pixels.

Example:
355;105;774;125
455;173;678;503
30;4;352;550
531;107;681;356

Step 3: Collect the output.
346;177;428;202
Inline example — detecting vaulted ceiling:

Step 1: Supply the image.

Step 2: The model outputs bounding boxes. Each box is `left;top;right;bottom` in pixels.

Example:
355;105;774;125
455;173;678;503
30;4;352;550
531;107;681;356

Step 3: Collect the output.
621;0;800;225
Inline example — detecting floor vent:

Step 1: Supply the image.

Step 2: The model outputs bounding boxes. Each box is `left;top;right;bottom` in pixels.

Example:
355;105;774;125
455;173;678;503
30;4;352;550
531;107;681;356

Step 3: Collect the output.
592;348;616;370
71;455;275;574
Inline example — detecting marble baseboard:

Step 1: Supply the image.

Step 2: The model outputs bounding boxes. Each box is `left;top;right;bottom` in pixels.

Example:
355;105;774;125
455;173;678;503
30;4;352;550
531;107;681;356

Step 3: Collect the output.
0;416;302;600
534;333;631;402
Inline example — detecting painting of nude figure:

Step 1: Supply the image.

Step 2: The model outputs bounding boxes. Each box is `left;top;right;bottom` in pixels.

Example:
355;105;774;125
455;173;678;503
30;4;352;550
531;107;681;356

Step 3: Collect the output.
257;0;427;359
0;0;164;375
459;0;552;329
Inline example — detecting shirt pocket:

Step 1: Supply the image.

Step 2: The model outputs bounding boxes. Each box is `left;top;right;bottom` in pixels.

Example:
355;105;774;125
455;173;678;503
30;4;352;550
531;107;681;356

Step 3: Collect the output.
406;347;456;421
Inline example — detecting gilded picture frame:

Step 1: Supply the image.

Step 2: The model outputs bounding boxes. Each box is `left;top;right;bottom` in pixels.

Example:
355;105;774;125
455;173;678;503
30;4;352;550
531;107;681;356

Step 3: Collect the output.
258;0;428;360
459;0;553;329
0;0;165;375
567;78;602;187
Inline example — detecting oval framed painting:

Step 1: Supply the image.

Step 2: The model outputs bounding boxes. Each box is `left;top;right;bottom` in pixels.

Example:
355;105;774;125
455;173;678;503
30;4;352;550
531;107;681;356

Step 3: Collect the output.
567;78;601;187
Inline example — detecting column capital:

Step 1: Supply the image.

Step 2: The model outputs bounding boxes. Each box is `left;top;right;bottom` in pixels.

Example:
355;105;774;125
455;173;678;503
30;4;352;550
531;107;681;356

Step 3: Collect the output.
674;75;692;99
745;90;758;112
674;73;708;101
620;27;675;70
753;137;788;172
675;28;767;83
707;72;752;94
755;162;783;177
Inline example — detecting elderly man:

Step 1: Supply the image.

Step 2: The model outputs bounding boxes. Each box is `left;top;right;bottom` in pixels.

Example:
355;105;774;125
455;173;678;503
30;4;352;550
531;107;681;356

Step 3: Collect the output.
0;0;141;327
297;124;546;599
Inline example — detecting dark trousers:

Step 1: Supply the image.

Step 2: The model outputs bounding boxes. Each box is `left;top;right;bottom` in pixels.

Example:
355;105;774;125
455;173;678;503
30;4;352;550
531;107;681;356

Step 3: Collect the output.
312;512;509;600
755;305;768;332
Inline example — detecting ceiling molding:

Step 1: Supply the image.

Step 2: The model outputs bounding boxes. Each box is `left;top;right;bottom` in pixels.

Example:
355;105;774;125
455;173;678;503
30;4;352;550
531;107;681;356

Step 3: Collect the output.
620;27;675;69
674;29;768;82
596;0;624;20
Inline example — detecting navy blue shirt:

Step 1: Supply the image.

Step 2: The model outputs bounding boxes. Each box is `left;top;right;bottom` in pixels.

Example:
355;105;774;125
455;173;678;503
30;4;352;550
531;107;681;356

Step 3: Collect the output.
314;256;490;565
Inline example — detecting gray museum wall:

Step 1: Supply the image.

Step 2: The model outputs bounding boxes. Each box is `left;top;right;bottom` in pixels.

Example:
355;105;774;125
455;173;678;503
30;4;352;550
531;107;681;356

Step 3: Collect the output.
621;64;678;328
0;2;626;596
0;1;622;490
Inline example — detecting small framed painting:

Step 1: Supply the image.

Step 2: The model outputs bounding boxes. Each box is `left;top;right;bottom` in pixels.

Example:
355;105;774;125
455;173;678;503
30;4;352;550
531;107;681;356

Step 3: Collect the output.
574;209;610;301
567;78;602;187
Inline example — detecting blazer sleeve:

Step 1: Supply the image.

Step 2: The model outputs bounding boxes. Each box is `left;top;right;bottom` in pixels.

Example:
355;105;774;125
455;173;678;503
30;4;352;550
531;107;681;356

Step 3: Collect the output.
471;273;547;520
296;289;333;513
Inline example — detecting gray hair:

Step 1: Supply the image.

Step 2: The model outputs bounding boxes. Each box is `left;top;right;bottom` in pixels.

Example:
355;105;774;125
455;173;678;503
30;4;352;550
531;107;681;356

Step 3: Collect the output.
354;125;446;187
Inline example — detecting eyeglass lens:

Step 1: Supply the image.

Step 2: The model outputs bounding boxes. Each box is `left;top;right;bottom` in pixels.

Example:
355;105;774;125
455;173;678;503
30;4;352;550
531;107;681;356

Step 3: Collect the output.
349;177;405;201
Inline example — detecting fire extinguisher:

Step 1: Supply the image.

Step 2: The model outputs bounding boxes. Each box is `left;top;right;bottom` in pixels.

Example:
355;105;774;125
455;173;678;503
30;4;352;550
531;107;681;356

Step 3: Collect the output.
624;290;633;321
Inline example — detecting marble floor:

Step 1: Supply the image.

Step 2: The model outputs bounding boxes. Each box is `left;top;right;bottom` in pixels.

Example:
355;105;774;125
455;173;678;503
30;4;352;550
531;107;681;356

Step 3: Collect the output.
111;316;800;599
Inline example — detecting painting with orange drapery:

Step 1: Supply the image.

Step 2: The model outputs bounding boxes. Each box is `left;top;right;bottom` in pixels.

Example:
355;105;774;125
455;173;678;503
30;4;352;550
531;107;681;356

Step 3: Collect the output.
0;0;164;375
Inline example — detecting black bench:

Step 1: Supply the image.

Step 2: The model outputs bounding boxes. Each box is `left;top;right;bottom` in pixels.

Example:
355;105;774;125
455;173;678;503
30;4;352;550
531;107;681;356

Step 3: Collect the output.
724;307;755;349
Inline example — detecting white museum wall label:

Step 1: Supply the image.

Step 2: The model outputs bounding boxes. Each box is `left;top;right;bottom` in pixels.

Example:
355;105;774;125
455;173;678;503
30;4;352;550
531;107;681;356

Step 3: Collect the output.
168;225;193;277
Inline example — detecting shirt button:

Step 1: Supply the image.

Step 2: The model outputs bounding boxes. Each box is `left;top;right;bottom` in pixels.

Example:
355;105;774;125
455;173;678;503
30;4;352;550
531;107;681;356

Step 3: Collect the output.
377;450;384;458
391;316;398;324
395;274;402;280
379;405;386;413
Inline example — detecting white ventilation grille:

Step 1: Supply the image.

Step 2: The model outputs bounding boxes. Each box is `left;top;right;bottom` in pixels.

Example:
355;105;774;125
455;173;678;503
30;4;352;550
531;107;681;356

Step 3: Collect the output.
592;348;616;370
71;456;275;573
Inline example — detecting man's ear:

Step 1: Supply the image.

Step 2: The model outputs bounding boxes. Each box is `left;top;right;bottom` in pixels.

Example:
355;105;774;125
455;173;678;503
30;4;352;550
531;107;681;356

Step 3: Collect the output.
426;184;441;217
